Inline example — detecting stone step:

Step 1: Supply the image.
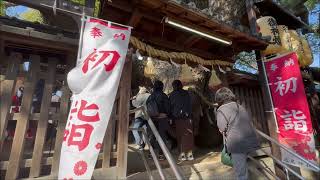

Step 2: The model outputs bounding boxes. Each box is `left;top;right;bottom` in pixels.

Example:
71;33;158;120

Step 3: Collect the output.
127;161;235;180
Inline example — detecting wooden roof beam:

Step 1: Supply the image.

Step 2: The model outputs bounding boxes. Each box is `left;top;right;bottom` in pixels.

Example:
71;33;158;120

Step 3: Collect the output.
128;9;143;27
132;32;215;60
105;0;162;23
183;35;202;48
105;0;133;13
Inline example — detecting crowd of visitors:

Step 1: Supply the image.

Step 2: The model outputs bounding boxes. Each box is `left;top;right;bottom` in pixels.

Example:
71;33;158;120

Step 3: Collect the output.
130;81;260;180
131;80;194;161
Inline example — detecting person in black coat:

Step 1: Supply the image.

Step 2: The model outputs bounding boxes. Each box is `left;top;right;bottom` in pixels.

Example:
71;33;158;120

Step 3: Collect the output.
146;80;170;160
169;80;194;161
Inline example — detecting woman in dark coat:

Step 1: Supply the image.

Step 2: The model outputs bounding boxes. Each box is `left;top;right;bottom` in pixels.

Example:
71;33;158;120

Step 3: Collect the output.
215;87;259;180
169;80;193;161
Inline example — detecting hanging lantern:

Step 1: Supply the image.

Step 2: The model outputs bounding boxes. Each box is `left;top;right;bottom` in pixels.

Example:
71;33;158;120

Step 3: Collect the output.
277;25;293;52
257;16;284;56
300;37;313;67
289;30;305;66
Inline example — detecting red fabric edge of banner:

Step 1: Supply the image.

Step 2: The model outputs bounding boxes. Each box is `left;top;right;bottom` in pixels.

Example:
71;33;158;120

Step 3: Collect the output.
89;18;129;31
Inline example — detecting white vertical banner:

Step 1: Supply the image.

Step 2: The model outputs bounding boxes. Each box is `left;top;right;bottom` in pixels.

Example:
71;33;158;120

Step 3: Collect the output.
58;17;131;179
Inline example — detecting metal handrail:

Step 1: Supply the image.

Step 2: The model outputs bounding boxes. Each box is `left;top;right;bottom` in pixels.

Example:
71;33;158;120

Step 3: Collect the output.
137;148;154;180
259;148;305;180
129;128;165;180
129;106;184;180
247;155;281;180
255;129;320;172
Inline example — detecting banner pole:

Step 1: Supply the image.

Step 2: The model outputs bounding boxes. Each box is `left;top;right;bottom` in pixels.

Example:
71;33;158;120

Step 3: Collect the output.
77;14;86;62
256;51;286;179
261;57;279;132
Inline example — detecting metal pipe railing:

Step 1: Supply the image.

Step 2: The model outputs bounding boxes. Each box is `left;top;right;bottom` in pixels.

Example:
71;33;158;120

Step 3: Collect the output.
255;129;320;172
247;155;281;180
129;107;184;180
130;128;165;180
137;149;154;180
142;108;184;180
259;148;305;180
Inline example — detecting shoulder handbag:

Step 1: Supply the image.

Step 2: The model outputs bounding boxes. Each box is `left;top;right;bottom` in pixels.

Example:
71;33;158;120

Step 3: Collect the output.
218;103;239;167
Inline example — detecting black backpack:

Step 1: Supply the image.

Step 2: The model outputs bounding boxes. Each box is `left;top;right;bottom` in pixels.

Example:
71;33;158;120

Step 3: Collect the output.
146;96;159;117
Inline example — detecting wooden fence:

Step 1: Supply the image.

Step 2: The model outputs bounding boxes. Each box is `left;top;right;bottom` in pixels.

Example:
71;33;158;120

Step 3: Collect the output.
0;52;131;179
230;85;269;134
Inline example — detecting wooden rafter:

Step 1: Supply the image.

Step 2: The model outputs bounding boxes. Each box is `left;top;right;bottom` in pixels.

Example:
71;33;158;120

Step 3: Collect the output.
101;0;268;61
183;35;202;48
132;31;215;60
128;9;143;27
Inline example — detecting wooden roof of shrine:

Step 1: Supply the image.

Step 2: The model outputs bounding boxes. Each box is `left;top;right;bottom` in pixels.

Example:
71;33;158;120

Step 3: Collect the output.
100;0;268;62
254;0;308;29
0;17;78;64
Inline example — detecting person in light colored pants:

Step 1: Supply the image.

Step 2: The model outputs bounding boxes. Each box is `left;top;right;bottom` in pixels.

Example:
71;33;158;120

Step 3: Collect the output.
131;87;150;149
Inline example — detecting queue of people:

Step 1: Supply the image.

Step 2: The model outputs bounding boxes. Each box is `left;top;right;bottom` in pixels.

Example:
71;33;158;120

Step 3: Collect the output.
131;80;194;162
131;81;260;180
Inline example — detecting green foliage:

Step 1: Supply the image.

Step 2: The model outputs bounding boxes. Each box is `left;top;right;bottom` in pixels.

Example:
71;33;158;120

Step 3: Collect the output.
94;0;100;17
305;0;319;10
70;0;85;5
0;1;5;16
19;8;45;24
279;0;319;10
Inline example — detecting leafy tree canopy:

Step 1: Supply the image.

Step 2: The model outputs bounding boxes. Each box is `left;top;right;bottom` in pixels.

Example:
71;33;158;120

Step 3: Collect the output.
19;8;45;24
280;0;319;10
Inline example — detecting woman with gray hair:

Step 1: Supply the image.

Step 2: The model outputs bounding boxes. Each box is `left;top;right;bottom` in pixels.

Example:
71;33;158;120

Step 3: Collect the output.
215;87;259;180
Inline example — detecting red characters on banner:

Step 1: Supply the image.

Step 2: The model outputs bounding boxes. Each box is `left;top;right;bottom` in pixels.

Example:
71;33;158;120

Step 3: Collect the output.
273;77;297;96
280;109;307;132
114;33;126;40
265;52;316;167
74;160;88;176
78;100;100;122
82;49;120;74
68;124;94;151
64;99;101;151
90;27;102;38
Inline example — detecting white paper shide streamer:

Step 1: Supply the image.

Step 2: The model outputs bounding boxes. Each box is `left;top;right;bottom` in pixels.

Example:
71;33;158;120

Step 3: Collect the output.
58;17;131;179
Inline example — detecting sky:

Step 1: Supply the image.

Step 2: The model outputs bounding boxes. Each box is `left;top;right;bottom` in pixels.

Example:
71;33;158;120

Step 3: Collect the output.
308;4;320;68
5;5;27;17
